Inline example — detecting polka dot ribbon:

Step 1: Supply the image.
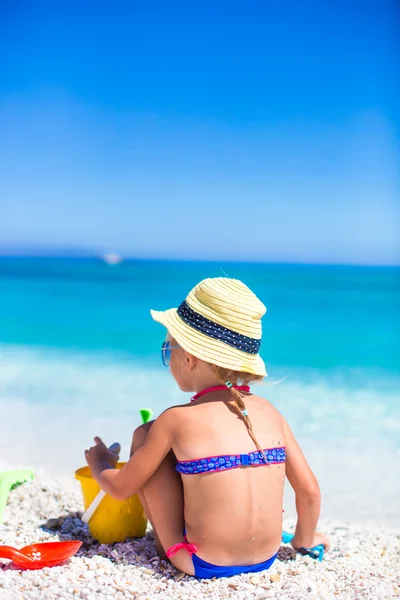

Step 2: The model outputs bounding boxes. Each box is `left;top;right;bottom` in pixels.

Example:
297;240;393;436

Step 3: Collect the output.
177;301;261;354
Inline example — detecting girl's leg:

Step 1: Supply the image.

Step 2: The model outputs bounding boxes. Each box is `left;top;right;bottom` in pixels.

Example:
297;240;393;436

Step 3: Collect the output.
130;422;195;575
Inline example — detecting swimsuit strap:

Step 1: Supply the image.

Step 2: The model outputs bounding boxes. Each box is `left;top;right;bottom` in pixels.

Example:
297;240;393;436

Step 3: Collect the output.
166;534;198;558
176;447;286;475
191;385;250;402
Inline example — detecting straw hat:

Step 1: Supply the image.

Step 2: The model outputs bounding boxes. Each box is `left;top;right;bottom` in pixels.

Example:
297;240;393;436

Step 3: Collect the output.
150;277;267;376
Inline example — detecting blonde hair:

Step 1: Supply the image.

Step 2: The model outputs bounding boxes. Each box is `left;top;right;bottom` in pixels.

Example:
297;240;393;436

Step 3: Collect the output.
167;333;268;462
211;365;268;463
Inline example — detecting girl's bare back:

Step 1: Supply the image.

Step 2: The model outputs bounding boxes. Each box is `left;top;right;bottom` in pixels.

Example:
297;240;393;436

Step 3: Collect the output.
171;392;285;566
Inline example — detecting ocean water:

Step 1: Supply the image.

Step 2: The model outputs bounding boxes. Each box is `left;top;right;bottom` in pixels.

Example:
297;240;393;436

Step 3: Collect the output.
0;257;399;525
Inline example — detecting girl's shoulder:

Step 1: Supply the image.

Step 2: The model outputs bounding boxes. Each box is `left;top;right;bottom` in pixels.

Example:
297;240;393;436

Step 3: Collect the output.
154;403;192;424
248;393;283;414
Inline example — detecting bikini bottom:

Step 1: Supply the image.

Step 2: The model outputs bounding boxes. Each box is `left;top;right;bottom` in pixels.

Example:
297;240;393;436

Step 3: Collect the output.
166;530;278;579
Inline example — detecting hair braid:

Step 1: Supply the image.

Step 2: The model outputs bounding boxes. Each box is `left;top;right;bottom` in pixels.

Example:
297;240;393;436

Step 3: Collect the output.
212;365;268;464
166;333;268;463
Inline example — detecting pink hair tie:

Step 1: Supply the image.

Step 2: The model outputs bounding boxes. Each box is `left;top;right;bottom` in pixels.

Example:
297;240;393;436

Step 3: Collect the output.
166;540;198;558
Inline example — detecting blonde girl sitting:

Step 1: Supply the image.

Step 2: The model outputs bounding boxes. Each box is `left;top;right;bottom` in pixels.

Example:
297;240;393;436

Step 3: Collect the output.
85;277;329;578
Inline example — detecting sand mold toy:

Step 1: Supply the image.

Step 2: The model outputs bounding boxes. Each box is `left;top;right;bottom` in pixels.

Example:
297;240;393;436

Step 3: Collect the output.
0;468;34;523
75;408;153;543
282;531;325;561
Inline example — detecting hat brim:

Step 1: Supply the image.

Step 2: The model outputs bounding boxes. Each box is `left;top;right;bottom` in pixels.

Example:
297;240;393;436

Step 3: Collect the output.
150;308;267;377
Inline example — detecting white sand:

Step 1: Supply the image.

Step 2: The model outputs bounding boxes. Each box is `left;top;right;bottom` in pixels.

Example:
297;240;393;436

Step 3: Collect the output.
0;471;399;600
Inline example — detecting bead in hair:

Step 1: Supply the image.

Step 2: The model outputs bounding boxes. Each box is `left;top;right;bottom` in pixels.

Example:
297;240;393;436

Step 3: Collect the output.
225;380;233;388
242;410;248;417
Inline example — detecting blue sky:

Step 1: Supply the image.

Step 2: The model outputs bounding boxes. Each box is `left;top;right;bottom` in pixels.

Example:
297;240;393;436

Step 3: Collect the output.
0;1;399;264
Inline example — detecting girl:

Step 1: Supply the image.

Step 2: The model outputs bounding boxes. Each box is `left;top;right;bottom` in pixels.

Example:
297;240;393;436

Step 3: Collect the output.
85;277;330;578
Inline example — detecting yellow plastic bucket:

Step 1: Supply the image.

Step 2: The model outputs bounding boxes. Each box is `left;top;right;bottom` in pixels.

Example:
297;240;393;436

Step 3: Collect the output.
75;463;147;543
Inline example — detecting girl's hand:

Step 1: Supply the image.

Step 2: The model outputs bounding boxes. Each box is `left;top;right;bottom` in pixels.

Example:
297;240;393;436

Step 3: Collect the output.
85;437;119;470
291;531;331;552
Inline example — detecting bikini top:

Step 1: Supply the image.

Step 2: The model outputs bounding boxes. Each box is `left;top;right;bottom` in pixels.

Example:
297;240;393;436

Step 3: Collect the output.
176;384;286;475
175;447;286;475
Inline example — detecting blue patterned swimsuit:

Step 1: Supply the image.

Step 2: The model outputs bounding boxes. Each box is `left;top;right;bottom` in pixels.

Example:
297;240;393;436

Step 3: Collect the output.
176;446;286;475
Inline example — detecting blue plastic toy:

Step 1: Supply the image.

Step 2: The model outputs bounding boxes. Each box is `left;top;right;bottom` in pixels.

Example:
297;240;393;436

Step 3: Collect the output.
282;531;325;561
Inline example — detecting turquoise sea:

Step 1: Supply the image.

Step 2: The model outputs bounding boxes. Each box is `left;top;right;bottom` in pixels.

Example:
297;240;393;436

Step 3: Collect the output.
0;257;399;524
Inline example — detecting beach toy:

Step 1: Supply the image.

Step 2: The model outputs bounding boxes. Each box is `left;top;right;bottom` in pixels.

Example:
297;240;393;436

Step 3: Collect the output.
139;408;153;424
282;531;325;561
76;409;152;543
0;468;34;523
75;462;147;543
81;442;121;524
0;541;82;570
81;408;153;525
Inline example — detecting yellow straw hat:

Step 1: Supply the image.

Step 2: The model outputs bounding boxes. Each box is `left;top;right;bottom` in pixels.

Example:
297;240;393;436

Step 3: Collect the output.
150;277;267;377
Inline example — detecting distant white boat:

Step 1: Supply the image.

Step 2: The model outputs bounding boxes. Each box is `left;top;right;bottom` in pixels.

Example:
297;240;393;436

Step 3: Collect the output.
103;253;123;265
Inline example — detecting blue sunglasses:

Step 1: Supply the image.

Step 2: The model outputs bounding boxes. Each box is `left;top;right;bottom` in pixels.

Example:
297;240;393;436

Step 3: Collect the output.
161;341;180;366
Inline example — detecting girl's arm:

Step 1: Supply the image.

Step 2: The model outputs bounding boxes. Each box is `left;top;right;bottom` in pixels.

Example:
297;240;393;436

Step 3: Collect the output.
85;409;175;501
282;417;330;551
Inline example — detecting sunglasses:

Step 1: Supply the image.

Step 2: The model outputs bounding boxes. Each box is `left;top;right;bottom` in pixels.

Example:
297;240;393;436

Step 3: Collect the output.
161;341;180;367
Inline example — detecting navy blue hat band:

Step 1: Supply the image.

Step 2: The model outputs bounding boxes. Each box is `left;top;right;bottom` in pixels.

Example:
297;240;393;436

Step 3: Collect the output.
177;301;261;355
